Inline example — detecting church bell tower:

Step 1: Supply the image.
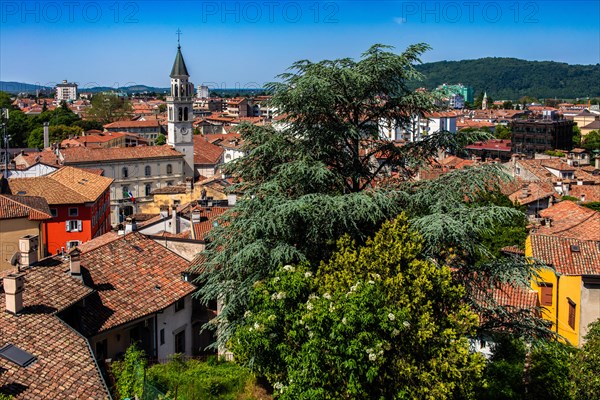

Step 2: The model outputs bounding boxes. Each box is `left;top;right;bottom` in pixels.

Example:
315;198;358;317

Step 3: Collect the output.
167;34;194;179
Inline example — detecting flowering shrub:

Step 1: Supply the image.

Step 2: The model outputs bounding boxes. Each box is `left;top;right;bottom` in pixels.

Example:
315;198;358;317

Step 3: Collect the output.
230;214;484;399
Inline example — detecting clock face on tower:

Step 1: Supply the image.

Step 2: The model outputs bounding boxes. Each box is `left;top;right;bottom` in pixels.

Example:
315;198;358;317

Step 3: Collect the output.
178;127;189;135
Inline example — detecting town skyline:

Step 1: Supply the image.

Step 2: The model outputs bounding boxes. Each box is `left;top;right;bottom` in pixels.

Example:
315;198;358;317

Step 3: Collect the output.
1;0;599;87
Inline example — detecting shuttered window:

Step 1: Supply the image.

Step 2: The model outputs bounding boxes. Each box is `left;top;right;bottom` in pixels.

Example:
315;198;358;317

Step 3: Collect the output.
568;299;576;329
540;284;553;306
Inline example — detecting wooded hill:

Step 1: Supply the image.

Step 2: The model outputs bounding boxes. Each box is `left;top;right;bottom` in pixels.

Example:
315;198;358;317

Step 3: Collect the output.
413;58;600;100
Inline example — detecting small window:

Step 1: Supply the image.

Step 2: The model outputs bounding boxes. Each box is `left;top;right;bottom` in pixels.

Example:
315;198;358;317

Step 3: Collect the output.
540;283;553;306
175;298;185;312
66;220;82;232
145;165;151;176
68;207;78;217
145;183;152;197
175;330;185;354
122;167;128;178
67;240;80;250
166;164;173;174
568;299;576;329
160;329;165;345
50;208;58;217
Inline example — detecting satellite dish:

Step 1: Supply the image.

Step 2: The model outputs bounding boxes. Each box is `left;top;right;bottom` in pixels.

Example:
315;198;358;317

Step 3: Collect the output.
10;252;20;266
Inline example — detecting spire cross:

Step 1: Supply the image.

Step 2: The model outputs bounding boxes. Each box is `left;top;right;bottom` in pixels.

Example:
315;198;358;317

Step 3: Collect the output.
176;29;182;47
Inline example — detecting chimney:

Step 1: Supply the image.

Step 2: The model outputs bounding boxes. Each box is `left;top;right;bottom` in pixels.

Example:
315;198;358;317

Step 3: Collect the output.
171;205;179;234
4;273;25;314
159;205;169;219
191;209;201;223
124;217;137;233
43;122;50;149
69;248;81;276
227;193;237;206
186;177;193;192
19;235;39;268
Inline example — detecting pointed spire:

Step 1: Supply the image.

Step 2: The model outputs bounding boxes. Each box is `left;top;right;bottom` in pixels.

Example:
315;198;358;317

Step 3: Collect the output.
170;30;189;78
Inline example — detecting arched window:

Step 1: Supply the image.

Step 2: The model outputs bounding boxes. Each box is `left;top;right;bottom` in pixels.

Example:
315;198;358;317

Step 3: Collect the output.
122;167;128;178
145;183;152;196
166;164;173;174
168;107;172;121
184;107;188;121
144;165;151;176
174;84;178;97
178;107;182;122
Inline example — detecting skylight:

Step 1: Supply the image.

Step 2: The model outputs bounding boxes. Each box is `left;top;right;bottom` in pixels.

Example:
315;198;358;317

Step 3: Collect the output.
0;344;37;367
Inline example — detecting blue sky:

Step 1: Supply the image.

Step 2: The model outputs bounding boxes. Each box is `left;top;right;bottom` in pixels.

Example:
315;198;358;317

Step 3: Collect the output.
1;1;599;89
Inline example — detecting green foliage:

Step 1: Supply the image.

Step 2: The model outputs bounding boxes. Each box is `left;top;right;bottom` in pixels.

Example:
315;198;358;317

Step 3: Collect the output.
86;92;133;124
527;341;575;400
561;196;579;202
110;343;147;399
544;150;566;157
195;44;551;350
412;58;600;99
477;335;526;400
73;119;104;132
27;124;82;148
581;130;600;151
0;394;14;400
503;101;514;109
155;133;166;145
572;125;582;147
0;91;13;109
571;318;600;399
231;215;485;399
582;202;600;212
495;124;511;140
145;356;252;400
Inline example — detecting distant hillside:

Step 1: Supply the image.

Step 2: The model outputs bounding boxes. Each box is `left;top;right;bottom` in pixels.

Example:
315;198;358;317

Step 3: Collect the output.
414;58;600;100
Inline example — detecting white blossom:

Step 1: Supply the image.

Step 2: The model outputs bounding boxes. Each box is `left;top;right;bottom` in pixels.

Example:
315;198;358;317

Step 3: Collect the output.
369;353;377;361
309;293;319;300
273;382;283;390
276;291;286;300
306;301;313;310
392;329;400;337
403;320;410;328
329;303;335;312
283;265;295;272
372;273;381;280
388;313;396;321
244;310;252;318
273;276;280;282
368;280;375;285
342;317;347;325
253;322;260;330
323;292;331;300
304;271;313;278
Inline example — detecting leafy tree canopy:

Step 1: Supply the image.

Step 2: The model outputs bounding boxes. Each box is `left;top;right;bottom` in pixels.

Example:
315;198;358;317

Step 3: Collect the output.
581;130;600;151
86;92;133;124
232;215;485;399
194;44;550;348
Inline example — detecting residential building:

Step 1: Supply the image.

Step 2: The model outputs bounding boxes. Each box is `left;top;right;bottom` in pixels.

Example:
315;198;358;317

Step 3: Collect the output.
63;232;197;360
527;233;600;347
436;83;474;103
572;110;598;130
0;195;51;273
194;134;224;178
581;119;600;136
511;119;575;154
57;145;186;225
8;167;113;254
0;254;110;399
465;139;512;162
166;43;195;179
55;79;78;101
61;131;147;149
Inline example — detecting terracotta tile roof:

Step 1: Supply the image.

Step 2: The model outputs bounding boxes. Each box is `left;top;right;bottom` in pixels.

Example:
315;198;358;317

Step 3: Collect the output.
501;245;525;256
76;231;121;253
537;201;600;241
0;259;110;399
568;185;600;202
582;120;600;130
492;283;539;309
14;150;61;168
508;181;556;206
76;232;195;336
192;206;228;241
9;166;113;205
60;145;184;164
103;119;161;128
465;139;512;152
194;135;224;165
529;234;600;275
0;195;51;220
151;185;187;195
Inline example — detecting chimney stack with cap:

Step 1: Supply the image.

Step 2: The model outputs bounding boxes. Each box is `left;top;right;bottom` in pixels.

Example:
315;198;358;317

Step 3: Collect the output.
4;273;25;314
69;248;82;276
19;235;39;268
125;217;137;233
43;122;50;149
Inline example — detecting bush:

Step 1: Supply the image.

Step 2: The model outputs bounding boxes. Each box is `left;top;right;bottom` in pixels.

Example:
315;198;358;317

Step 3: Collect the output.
527;341;575;400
